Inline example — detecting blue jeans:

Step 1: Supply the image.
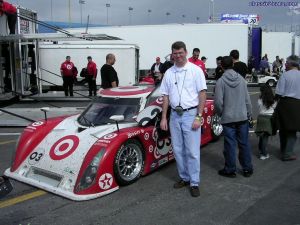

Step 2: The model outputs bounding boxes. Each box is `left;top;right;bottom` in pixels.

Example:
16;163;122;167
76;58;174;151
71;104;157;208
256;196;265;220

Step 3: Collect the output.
169;108;201;186
223;121;253;173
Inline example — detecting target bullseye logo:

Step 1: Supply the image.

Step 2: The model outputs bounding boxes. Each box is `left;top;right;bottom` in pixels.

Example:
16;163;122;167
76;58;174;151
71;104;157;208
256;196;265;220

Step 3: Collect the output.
66;64;72;70
50;135;79;160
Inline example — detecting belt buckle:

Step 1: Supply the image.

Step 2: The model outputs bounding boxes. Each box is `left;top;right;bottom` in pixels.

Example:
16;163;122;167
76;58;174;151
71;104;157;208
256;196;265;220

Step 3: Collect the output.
174;105;183;116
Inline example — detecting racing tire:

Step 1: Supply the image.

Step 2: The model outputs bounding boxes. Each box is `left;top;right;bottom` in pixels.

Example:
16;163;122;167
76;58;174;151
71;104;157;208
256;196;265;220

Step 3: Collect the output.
266;79;275;87
114;139;145;186
211;114;223;141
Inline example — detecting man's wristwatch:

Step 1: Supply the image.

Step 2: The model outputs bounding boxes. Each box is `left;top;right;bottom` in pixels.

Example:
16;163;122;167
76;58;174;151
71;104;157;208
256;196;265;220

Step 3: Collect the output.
195;113;202;121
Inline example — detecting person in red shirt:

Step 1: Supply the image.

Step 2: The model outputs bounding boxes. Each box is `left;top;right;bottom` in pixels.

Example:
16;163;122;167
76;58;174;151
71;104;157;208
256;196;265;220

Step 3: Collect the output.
188;48;207;79
60;56;77;97
0;0;17;34
86;56;97;96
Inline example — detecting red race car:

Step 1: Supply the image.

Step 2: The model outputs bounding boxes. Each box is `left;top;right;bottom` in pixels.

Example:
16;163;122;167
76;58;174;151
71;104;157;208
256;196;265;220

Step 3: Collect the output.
5;85;222;201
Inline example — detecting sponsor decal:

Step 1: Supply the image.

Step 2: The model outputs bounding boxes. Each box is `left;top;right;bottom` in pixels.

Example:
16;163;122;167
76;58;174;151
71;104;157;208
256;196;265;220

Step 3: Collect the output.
204;107;208;114
156;96;164;105
98;139;111;144
158;157;168;166
103;133;117;140
66;64;72;70
211;104;214;111
32;121;44;127
149;145;154;153
28;148;45;165
169;154;175;161
127;129;144;138
49;135;79;160
99;173;113;190
207;116;211;125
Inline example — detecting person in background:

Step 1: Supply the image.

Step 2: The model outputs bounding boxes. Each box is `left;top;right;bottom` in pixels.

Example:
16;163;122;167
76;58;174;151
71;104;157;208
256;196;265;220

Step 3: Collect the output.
86;56;98;96
160;54;174;74
201;56;208;78
230;49;248;78
188;48;207;78
215;56;224;80
259;56;270;75
160;41;207;197
272;56;282;74
275;55;300;161
0;0;17;34
100;53;119;89
60;56;76;97
214;56;253;178
255;85;277;160
248;56;255;74
150;56;163;83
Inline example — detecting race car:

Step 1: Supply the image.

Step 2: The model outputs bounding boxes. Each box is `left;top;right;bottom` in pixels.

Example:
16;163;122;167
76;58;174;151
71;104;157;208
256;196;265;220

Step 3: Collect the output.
5;85;223;201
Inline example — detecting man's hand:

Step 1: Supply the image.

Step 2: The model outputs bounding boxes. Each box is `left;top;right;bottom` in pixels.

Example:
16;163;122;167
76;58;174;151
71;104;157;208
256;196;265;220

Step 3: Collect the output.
160;118;168;131
192;118;201;130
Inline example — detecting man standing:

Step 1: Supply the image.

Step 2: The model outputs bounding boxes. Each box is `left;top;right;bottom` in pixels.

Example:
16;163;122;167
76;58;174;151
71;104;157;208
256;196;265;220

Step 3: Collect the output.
230;49;248;78
214;56;253;178
275;55;300;161
150;57;163;83
160;41;207;197
100;54;119;89
188;48;207;77
215;56;224;80
0;0;17;34
86;56;97;96
60;56;76;97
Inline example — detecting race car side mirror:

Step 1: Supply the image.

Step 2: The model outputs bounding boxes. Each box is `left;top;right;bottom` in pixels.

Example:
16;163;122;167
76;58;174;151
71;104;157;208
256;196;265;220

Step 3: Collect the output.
110;115;124;132
40;107;50;121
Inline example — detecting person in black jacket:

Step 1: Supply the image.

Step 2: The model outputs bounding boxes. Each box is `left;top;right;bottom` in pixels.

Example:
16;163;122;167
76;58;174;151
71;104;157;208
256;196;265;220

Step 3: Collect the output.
230;49;248;78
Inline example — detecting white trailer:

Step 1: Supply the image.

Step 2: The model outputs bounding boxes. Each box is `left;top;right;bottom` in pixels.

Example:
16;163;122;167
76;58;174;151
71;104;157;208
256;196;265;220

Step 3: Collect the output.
67;23;249;70
295;35;300;56
38;42;139;88
261;32;295;63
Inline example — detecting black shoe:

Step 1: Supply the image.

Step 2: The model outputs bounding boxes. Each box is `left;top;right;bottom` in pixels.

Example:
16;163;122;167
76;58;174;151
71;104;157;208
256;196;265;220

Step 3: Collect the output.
243;170;253;177
282;155;297;161
190;186;200;197
173;180;190;189
218;169;236;178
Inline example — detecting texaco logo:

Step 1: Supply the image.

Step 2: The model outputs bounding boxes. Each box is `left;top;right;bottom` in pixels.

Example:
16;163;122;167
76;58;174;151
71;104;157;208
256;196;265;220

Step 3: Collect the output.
211;104;214;111
32;121;44;127
144;133;149;140
49;135;79;160
99;173;113;190
103;133;118;140
204;107;208;114
207;116;211;125
66;64;72;70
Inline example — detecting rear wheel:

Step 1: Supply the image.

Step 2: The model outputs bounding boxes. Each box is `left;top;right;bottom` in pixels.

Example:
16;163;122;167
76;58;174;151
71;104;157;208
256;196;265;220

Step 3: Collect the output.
114;139;144;186
211;114;223;141
266;79;275;87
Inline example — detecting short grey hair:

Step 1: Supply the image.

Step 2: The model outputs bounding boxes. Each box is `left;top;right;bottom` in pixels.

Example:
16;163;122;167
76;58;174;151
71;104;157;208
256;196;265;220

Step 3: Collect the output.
286;55;300;68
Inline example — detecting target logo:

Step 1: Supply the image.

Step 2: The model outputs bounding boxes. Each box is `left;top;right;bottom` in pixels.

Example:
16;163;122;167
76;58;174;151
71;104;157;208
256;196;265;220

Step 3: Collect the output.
49;135;79;160
66;64;72;70
156;96;163;104
32;121;44;127
103;133;118;140
99;173;113;190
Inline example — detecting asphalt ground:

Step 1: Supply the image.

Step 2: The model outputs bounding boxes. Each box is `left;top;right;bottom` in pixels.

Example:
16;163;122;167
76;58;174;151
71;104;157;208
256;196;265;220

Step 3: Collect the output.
0;86;299;225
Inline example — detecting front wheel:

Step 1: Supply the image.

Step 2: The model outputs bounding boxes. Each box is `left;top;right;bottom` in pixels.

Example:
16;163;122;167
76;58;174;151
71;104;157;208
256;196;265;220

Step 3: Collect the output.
211;114;223;141
266;79;275;87
114;139;144;186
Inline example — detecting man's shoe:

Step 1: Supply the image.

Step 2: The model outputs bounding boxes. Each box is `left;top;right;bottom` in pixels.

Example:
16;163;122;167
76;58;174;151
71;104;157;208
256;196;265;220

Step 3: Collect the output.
218;169;236;178
259;154;270;160
173;180;189;189
243;170;253;177
282;155;297;161
190;186;200;197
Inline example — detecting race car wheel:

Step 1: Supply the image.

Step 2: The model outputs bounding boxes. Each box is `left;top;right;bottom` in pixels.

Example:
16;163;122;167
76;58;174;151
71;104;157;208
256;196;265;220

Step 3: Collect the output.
211;114;223;141
266;79;275;87
114;139;144;186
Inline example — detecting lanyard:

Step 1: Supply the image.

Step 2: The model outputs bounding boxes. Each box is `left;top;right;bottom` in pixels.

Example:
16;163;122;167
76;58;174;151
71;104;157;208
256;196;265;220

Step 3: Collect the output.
174;70;187;106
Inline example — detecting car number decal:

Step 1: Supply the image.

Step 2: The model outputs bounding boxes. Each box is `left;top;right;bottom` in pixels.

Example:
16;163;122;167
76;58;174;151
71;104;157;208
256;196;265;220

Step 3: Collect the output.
49;135;79;160
28;148;45;165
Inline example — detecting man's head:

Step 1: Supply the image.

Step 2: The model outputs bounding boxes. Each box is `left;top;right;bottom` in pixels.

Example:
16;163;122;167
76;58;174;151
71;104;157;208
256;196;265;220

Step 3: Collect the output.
171;41;188;66
87;56;92;62
221;56;233;70
191;48;200;60
285;55;300;70
156;57;160;64
66;56;71;62
201;56;207;63
230;49;239;61
216;56;223;66
106;53;116;65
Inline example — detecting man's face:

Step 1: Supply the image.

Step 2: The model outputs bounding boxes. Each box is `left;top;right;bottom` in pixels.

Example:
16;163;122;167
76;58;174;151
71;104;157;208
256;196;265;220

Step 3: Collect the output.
110;56;116;65
66;57;71;62
192;51;200;60
172;48;187;64
156;59;160;64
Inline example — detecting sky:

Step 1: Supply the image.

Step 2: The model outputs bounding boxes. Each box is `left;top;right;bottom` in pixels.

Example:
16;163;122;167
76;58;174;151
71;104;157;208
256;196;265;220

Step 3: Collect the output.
9;0;300;27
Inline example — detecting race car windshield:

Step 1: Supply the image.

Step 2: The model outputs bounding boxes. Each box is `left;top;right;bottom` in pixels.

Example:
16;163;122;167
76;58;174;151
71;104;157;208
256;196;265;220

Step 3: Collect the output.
78;97;141;126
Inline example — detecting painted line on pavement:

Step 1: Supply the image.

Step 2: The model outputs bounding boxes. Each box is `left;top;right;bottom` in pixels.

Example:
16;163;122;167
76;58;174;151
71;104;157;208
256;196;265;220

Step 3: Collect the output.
0;190;47;209
0;140;17;145
0;133;21;136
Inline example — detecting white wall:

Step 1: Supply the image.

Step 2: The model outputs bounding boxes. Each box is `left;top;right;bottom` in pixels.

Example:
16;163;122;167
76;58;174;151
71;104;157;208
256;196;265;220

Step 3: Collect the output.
262;32;294;63
68;23;249;70
295;36;300;56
